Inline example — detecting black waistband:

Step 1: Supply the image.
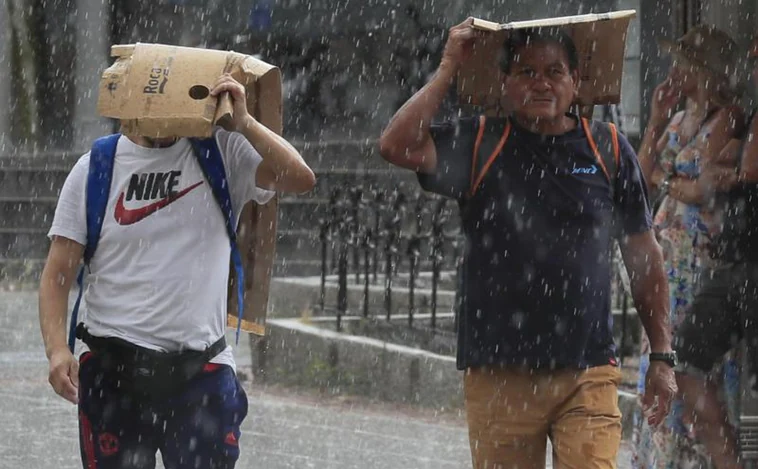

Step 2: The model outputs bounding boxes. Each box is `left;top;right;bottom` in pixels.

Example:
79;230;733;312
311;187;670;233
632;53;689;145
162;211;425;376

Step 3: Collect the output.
75;323;227;363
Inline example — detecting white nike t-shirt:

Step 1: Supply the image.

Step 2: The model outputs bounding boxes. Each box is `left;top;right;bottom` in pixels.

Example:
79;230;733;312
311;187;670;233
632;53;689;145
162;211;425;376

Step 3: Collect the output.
48;128;275;371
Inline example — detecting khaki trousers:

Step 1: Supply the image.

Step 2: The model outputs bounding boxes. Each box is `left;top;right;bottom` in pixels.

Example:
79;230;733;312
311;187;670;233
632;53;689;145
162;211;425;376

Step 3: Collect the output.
464;365;622;469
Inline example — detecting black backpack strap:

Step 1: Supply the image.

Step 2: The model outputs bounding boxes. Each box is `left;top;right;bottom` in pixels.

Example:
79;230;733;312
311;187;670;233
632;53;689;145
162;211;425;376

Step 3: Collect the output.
582;117;621;201
469;116;512;197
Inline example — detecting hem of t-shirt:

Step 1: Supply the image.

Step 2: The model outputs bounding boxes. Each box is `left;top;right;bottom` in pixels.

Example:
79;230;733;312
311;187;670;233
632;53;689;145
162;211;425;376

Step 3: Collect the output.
618;222;654;238
47;226;87;245
209;345;237;375
456;355;617;371
416;171;433;191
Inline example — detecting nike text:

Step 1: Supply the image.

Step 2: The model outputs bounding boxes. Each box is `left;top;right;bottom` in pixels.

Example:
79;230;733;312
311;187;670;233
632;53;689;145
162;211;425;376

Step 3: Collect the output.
126;171;182;201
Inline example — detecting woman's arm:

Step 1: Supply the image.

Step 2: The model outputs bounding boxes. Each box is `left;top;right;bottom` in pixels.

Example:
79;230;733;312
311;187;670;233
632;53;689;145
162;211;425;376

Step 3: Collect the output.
638;114;677;189
638;78;685;187
664;107;744;205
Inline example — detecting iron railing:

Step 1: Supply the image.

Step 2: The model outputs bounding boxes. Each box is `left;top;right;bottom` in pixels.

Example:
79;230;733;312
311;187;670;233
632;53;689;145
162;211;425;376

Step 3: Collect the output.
317;184;635;363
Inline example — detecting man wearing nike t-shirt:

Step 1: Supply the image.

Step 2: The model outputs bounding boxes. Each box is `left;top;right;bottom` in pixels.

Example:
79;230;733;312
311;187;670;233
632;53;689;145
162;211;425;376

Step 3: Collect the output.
38;73;315;469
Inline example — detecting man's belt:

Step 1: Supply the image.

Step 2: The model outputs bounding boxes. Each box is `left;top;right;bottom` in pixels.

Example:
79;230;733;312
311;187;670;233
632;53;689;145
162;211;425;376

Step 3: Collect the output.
75;323;227;398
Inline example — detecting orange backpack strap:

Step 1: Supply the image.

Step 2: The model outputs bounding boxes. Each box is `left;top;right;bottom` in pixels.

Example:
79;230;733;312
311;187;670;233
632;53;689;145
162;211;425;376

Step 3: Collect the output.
581;117;621;201
469;116;512;197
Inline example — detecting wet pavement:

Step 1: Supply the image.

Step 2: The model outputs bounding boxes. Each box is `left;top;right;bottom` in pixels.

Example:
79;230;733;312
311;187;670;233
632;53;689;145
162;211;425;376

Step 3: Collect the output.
0;291;632;469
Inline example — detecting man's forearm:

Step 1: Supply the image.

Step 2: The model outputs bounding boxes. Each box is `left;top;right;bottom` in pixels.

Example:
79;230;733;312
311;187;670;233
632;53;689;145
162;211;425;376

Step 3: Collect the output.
379;63;456;156
39;271;72;359
238;116;314;193
628;247;673;352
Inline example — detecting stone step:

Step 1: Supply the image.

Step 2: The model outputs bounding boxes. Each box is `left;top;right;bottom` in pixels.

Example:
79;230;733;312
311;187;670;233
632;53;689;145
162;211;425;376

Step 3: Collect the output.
3;227;325;261
0;165;424;200
0;225;458;283
0;143;459;287
0;139;385;174
300;167;422;200
0;198;59;231
0;230;51;259
0;194;459;235
0;168;69;199
292;139;388;171
0;257;327;287
0;255;454;289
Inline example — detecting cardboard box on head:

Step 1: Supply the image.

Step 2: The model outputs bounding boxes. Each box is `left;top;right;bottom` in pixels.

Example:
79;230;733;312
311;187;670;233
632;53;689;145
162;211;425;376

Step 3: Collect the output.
97;43;281;336
457;10;637;118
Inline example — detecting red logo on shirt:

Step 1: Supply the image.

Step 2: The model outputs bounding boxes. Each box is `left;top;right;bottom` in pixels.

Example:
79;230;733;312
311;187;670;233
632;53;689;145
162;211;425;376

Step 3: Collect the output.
224;431;238;446
114;171;203;225
98;432;119;456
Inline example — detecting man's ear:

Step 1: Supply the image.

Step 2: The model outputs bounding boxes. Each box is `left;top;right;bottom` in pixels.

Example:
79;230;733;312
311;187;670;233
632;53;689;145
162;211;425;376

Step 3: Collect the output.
572;69;580;96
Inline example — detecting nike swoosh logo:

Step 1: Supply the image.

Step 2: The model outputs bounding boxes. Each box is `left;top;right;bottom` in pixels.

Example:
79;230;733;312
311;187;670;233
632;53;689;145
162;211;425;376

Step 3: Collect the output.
114;181;203;225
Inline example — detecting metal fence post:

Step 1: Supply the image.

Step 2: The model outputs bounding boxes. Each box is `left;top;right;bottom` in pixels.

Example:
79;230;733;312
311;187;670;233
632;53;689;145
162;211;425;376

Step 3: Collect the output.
318;217;330;312
362;228;372;318
407;194;425;327
372;190;384;284
349;186;363;284
407;237;420;327
337;240;348;332
384;215;394;322
329;188;341;274
430;199;448;331
384;191;406;321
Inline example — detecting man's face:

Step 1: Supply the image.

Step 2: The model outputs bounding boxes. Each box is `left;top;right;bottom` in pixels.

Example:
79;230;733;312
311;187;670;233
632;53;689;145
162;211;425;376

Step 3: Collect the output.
503;42;579;121
144;136;179;148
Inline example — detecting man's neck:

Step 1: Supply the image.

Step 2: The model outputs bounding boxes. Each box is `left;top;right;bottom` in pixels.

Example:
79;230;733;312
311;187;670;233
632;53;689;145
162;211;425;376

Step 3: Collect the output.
512;113;576;136
127;135;179;149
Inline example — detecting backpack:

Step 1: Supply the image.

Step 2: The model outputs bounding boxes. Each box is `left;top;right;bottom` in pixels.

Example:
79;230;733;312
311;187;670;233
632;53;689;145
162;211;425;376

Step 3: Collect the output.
468;115;621;199
67;133;245;353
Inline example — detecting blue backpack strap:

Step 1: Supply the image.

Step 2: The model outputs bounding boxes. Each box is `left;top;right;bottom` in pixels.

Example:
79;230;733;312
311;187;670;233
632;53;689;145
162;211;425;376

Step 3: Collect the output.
68;133;120;353
189;136;245;345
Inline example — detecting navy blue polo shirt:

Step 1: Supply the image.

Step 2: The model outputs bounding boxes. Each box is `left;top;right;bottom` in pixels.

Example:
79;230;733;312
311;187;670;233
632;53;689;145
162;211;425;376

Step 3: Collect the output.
418;115;652;370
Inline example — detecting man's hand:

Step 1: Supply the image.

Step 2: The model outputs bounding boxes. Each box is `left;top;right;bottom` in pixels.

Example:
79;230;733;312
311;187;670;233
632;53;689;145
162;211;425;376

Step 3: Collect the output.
440;18;478;72
210;73;254;133
642;360;678;427
48;346;79;404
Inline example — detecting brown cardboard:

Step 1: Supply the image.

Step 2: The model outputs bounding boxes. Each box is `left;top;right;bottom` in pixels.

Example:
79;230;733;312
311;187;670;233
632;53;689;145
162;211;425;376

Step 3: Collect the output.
457;10;636;117
98;43;282;336
97;43;282;139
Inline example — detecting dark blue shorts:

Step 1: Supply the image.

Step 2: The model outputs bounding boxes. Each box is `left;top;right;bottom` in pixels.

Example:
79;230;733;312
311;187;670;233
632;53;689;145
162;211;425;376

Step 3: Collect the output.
77;351;248;469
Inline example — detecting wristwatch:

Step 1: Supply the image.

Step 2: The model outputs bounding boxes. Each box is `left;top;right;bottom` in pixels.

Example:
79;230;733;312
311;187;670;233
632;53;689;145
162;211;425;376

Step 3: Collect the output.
649;351;678;368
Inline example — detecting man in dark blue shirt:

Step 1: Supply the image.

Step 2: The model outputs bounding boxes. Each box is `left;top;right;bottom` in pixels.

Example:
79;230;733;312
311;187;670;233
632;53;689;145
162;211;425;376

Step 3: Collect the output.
379;18;677;468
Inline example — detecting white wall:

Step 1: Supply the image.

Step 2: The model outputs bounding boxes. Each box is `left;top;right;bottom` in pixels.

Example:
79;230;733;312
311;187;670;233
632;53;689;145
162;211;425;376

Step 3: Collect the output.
700;0;757;105
73;0;112;148
612;0;643;138
0;0;11;153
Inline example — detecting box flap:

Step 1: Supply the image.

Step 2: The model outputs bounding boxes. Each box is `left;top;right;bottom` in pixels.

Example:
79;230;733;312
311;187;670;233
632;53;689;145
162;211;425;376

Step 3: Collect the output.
459;10;636;114
98;43;279;138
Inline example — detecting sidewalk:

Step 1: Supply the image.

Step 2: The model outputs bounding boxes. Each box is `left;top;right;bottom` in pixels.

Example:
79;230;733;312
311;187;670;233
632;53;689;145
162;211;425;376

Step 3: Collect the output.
0;291;632;469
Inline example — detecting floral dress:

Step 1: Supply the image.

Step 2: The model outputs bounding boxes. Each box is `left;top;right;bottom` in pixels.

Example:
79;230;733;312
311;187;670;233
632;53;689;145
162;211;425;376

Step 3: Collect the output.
631;125;741;469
